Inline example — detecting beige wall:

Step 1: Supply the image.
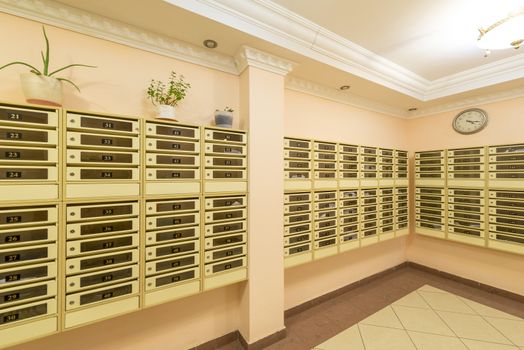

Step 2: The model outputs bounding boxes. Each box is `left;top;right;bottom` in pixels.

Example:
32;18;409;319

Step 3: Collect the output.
406;96;524;296
284;90;410;150
283;89;410;308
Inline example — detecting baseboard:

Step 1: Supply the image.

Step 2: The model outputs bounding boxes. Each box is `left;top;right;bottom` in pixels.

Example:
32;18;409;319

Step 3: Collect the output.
406;261;524;303
239;328;287;350
284;261;408;318
190;330;239;350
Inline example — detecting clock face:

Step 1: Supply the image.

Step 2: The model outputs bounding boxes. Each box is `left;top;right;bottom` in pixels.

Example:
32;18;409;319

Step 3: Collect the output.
452;109;488;135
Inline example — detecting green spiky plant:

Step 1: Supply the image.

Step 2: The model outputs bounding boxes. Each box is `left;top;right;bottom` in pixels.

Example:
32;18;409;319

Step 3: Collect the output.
0;26;95;91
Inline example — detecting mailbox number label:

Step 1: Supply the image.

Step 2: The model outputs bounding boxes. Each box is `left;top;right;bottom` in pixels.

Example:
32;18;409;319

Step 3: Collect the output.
6;216;21;223
5;235;20;242
5;152;20;159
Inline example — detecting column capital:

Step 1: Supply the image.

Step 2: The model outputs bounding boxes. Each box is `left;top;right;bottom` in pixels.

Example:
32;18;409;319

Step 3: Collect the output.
235;45;296;76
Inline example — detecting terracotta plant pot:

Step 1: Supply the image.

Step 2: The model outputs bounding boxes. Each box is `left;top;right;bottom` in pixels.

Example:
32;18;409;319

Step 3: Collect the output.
214;111;233;128
156;104;177;120
20;73;62;107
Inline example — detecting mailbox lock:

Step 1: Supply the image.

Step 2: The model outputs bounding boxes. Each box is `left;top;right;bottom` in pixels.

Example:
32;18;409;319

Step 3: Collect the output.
70;212;76;216
70;229;75;233
69;265;74;269
69;301;75;305
70;155;75;159
70;119;75;123
70;247;75;251
70;172;75;176
70;137;75;141
69;282;75;287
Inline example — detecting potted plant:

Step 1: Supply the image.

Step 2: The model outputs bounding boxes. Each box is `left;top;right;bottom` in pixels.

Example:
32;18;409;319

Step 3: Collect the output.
0;26;95;107
146;71;191;120
214;106;234;128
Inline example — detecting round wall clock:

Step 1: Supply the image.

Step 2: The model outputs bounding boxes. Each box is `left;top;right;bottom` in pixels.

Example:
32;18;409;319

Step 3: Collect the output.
452;108;488;135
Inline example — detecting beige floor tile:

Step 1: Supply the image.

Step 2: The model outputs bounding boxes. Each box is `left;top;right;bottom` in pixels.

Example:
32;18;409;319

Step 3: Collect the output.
461;338;520;350
359;324;416;350
315;325;365;350
459;297;523;320
438;311;512;344
393;291;431;309
419;291;475;314
393;305;454;336
407;331;468;350
485;317;524;346
417;285;448;293
360;306;403;329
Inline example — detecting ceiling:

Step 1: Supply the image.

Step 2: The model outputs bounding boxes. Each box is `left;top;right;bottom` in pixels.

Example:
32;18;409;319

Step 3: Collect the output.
20;0;524;116
273;0;524;80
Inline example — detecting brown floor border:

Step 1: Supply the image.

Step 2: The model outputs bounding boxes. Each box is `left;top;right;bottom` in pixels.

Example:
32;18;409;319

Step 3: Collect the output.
190;330;240;350
406;261;524;303
193;261;523;349
284;261;408;318
239;329;287;350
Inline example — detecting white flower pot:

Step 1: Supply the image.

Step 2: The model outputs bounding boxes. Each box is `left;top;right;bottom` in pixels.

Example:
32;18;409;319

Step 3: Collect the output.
20;73;62;107
156;104;177;120
214;111;233;128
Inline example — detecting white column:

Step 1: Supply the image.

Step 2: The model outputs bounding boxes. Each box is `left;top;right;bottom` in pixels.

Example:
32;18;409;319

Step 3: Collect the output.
235;46;295;344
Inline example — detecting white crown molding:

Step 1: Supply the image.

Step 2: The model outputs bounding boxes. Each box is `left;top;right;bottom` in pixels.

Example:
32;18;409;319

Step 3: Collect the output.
165;0;524;101
0;0;238;74
411;87;524;118
165;0;428;99
286;75;524;120
285;76;409;119
235;45;296;75
425;53;524;100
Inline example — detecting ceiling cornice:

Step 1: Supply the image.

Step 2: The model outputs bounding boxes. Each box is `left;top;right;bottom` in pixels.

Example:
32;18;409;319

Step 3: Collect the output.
165;0;524;102
166;0;428;99
235;45;296;75
285;77;409;119
0;0;238;74
426;53;524;100
411;86;524;118
286;76;524;120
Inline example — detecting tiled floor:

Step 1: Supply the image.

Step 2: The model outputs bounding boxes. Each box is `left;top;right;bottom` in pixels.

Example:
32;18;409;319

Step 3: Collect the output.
314;285;524;350
215;266;524;350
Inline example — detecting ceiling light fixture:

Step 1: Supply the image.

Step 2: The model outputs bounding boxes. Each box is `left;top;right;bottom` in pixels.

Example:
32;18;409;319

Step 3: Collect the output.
339;85;350;90
478;6;524;56
203;39;218;49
